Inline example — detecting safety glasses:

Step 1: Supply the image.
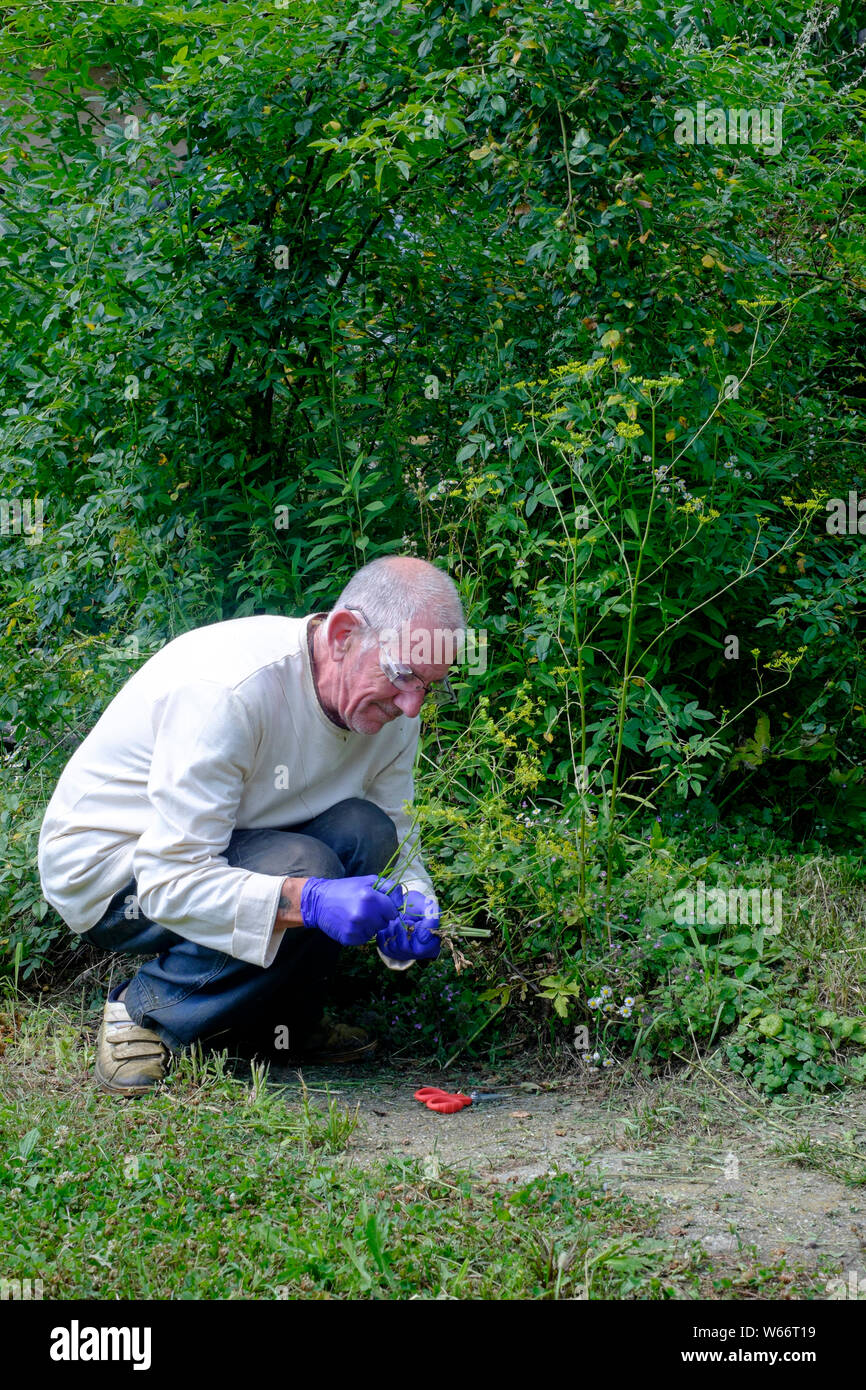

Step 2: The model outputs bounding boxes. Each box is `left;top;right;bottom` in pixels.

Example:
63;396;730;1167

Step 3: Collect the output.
347;608;456;705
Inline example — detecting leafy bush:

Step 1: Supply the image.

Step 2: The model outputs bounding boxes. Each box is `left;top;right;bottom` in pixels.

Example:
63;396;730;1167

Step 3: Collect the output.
1;2;864;1094
725;1004;866;1096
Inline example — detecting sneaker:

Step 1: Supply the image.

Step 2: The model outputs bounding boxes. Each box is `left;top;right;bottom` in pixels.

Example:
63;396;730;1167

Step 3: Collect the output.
286;1019;378;1065
94;987;170;1095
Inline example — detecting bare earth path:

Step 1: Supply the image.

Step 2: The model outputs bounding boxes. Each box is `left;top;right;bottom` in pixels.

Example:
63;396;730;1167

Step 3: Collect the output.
264;1054;866;1292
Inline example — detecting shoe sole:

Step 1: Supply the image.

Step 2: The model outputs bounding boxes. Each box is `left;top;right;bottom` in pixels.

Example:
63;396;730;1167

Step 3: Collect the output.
94;1057;169;1096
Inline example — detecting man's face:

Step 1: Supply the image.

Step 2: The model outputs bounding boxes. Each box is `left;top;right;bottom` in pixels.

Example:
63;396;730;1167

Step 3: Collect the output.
330;613;453;735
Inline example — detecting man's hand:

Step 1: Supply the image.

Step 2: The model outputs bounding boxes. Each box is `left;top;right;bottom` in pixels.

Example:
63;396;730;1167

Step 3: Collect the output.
377;885;441;961
300;874;399;946
377;919;441;962
391;887;429;924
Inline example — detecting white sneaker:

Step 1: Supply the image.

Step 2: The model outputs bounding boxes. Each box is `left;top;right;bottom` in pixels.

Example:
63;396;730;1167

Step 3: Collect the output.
94;993;170;1095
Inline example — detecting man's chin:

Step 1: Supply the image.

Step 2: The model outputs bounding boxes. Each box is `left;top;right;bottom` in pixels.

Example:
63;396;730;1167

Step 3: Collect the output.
350;705;399;734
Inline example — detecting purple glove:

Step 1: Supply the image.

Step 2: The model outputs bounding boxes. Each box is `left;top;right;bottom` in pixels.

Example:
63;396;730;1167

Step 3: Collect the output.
377;889;441;961
300;874;399;946
392;888;428;924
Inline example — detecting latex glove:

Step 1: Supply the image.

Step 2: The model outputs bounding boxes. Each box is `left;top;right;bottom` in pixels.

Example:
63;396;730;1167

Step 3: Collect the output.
377;919;441;962
300;874;399;946
389;886;428;925
377;892;441;962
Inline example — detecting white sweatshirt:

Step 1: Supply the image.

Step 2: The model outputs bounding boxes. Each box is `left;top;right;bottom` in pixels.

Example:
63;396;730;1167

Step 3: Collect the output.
37;614;436;969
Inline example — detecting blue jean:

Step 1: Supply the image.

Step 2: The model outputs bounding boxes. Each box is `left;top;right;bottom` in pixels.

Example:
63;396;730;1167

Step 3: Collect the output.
82;797;398;1053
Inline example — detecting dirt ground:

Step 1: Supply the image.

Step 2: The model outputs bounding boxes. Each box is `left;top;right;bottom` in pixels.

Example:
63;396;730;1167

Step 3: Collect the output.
260;1052;866;1291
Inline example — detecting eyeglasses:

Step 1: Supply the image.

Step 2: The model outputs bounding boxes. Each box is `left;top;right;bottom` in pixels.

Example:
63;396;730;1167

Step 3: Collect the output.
347;608;456;704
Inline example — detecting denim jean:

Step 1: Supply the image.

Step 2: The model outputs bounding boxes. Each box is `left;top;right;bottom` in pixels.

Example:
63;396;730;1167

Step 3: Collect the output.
82;797;398;1053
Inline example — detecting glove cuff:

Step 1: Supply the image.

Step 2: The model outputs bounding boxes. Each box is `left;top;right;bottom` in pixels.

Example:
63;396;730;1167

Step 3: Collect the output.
299;876;321;929
376;945;415;972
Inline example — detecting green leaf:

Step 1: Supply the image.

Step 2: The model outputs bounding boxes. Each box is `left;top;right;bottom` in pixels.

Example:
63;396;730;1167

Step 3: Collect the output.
757;1013;785;1038
18;1127;40;1161
341;1240;373;1290
364;1208;391;1279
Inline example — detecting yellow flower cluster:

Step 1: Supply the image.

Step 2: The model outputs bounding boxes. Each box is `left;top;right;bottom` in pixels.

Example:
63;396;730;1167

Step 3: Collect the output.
781;492;827;511
560;443;591;461
631;374;683;390
413;802;472;832
615;421;644;439
513;753;542;790
736;296;790;309
514;359;610;390
549;359;607;380
763;646;807;671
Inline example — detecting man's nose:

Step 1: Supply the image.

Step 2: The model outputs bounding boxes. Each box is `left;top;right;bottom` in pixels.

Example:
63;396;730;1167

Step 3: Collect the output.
394;688;426;717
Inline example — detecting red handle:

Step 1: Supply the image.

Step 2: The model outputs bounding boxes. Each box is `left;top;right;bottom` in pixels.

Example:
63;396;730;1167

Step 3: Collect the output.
414;1086;472;1113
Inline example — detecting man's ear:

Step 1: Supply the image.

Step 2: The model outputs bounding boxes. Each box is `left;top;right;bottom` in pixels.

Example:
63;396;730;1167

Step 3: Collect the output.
326;608;362;661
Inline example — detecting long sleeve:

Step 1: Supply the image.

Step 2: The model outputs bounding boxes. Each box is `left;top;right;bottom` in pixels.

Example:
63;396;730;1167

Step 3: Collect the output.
37;614;441;961
131;681;285;969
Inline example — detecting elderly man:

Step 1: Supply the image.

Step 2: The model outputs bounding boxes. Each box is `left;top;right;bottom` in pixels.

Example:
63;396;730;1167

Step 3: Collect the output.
38;556;463;1095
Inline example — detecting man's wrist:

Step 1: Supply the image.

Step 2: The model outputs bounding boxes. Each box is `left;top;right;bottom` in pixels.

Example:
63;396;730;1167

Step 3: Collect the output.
274;876;310;931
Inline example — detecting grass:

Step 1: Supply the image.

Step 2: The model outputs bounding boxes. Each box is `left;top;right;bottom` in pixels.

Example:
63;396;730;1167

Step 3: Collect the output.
600;1049;866;1190
0;995;831;1301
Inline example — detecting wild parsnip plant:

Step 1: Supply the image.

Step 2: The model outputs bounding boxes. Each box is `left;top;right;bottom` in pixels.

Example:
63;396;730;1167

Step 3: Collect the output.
512;320;824;935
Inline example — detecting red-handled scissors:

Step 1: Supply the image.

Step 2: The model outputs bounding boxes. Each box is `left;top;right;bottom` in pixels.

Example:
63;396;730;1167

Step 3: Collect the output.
414;1086;472;1114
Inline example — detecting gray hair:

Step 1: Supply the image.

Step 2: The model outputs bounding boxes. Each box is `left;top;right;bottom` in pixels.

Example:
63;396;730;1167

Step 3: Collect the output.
332;556;464;651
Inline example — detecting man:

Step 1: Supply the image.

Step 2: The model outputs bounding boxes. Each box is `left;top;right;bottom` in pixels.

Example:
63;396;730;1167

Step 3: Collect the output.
38;555;463;1095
